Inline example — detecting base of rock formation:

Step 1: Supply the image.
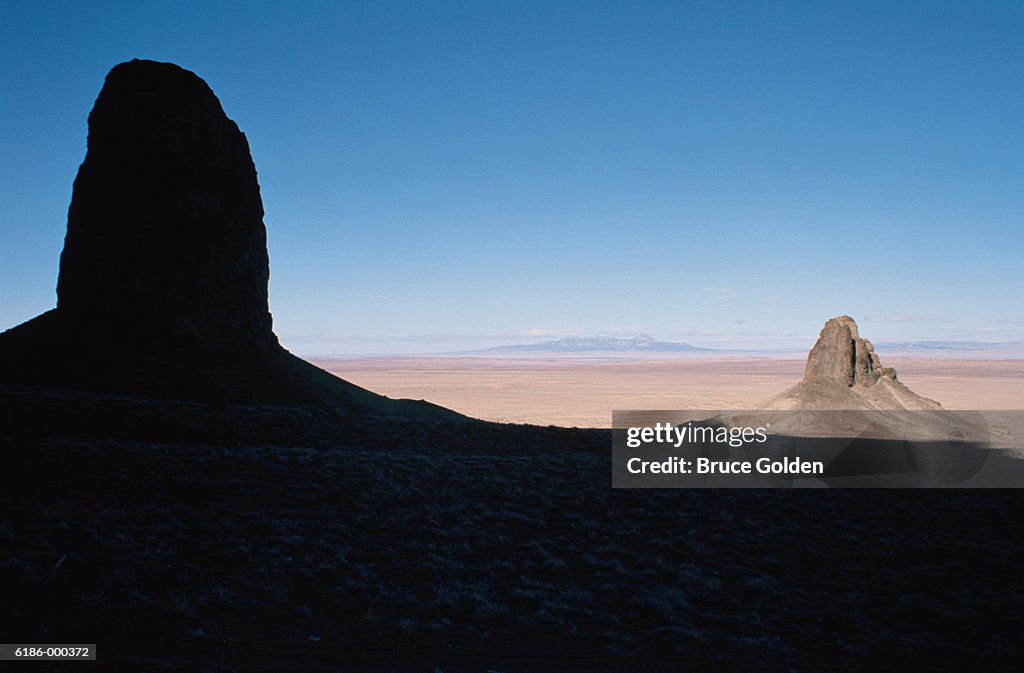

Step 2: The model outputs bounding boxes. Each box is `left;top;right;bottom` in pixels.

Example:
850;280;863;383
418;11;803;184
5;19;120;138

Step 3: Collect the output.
761;316;941;411
0;309;458;419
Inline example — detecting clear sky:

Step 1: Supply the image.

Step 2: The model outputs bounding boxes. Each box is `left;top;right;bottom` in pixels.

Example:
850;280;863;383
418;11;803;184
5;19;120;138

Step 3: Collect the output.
2;1;1021;354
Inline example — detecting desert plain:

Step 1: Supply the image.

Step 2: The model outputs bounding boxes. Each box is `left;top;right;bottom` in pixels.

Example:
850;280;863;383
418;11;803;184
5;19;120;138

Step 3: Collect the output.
313;355;1024;428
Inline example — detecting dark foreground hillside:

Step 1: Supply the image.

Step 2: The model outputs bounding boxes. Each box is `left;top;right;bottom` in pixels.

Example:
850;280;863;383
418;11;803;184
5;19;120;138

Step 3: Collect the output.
1;386;1022;672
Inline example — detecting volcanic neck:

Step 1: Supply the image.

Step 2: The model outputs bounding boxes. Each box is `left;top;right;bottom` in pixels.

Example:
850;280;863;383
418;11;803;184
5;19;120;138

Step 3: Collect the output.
0;59;458;418
802;315;898;387
761;316;941;410
55;59;276;354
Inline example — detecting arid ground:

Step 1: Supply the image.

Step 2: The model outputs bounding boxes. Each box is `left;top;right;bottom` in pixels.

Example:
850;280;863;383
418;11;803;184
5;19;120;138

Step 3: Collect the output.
313;356;1024;428
3;386;1023;671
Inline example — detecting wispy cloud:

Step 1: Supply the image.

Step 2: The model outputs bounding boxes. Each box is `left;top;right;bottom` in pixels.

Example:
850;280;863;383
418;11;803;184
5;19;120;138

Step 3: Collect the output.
705;288;735;301
525;326;652;339
861;314;941;323
947;326;1003;335
666;327;808;347
669;327;723;338
282;325;650;354
283;330;530;345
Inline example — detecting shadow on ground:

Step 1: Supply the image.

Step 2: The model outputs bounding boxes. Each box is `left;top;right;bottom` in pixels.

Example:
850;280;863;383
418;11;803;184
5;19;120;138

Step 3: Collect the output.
1;387;1022;672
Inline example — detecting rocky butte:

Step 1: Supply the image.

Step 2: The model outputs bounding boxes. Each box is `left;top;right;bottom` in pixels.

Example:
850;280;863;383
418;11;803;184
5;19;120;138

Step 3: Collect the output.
761;315;942;411
733;317;993;486
0;59;454;419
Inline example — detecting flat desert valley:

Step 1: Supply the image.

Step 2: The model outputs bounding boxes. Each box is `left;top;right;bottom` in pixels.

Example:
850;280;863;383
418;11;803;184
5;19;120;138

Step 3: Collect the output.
312;356;1024;428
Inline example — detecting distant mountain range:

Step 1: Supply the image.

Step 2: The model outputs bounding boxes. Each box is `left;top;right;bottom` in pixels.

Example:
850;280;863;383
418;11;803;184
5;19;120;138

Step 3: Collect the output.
876;340;1024;352
474;334;711;353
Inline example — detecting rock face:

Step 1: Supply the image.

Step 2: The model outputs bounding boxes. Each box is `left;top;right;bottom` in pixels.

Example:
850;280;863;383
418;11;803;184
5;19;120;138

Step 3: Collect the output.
761;316;941;410
803;315;897;387
0;60;457;419
57;60;275;355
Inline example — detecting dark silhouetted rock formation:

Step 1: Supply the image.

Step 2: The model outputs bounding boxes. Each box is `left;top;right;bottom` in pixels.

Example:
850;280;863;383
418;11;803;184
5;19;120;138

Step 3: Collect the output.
0;60;457;418
56;60;275;355
761;316;941;410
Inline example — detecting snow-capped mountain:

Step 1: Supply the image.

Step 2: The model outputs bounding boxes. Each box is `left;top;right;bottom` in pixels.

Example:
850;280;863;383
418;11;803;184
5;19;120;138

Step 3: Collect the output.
478;334;710;353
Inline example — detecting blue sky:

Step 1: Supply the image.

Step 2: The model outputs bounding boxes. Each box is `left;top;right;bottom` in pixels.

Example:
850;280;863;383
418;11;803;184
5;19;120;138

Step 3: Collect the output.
2;1;1021;354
